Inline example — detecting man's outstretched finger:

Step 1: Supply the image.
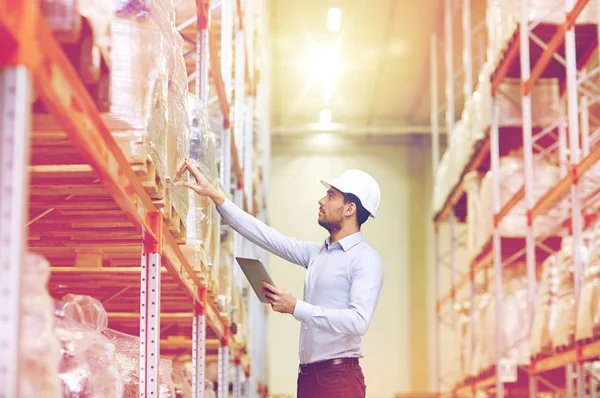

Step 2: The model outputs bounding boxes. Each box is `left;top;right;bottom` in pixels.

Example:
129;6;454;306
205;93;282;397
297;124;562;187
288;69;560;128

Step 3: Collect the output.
185;158;203;182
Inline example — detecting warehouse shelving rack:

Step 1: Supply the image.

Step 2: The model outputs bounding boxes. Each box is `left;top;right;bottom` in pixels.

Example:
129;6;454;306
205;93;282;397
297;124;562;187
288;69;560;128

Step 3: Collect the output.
432;0;600;397
0;0;268;396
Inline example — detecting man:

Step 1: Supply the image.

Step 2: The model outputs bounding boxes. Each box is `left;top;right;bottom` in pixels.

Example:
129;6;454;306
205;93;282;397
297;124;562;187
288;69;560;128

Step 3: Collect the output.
177;159;384;398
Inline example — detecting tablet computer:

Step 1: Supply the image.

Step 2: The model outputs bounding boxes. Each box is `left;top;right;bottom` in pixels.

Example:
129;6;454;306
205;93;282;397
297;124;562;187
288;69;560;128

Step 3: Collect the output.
235;257;275;304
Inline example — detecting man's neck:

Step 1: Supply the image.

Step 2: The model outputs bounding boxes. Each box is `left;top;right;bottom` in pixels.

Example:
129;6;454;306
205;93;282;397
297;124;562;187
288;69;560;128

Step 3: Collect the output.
330;224;360;243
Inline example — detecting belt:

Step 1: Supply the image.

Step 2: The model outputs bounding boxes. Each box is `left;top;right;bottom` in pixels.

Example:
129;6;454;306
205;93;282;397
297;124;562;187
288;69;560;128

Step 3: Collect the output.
298;357;360;375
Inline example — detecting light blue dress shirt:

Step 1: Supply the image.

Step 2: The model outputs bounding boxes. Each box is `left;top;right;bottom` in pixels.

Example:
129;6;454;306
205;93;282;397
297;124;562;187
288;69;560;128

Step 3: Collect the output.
217;199;384;365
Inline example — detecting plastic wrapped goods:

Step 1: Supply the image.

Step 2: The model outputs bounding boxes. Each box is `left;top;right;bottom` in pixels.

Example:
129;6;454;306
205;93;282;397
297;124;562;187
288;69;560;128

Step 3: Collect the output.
487;0;597;64
217;226;235;313
576;226;600;341
531;254;560;356
19;253;61;398
479;150;560;242
553;236;590;348
186;93;221;266
103;329;176;397
54;304;123;397
61;294;108;332
472;293;494;374
107;2;170;178
172;365;193;398
167;32;191;230
502;266;530;364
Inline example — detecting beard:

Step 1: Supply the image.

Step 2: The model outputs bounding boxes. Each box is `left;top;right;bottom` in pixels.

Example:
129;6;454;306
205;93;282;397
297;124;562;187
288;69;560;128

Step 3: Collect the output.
318;209;343;234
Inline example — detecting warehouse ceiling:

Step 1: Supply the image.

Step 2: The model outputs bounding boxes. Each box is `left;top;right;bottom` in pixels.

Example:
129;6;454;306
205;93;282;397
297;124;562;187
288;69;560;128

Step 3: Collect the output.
268;0;442;136
268;0;488;137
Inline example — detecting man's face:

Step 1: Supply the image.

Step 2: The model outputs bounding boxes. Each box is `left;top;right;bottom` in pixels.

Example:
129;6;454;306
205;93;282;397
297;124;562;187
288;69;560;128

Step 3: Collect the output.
318;188;346;233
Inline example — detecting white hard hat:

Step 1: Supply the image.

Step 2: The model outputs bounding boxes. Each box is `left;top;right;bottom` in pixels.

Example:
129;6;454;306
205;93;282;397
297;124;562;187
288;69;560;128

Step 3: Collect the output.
321;169;381;218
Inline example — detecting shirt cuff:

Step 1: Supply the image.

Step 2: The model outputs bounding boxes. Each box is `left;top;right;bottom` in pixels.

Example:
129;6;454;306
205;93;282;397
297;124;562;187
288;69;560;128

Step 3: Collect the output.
216;199;235;220
293;300;315;323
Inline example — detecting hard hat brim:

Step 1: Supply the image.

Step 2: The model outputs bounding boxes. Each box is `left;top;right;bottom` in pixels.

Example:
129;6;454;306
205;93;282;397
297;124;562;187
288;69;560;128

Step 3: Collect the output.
320;180;375;218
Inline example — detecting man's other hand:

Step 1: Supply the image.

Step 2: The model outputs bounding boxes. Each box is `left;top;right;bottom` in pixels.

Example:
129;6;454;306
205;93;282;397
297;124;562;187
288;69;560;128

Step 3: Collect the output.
261;281;297;314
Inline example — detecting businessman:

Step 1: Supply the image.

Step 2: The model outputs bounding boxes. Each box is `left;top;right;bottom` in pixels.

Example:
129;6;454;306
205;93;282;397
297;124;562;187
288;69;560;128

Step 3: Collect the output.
177;159;384;398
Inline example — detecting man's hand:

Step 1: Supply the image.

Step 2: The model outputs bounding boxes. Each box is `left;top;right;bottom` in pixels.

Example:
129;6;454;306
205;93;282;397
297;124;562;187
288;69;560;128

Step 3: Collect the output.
175;157;225;206
261;281;297;314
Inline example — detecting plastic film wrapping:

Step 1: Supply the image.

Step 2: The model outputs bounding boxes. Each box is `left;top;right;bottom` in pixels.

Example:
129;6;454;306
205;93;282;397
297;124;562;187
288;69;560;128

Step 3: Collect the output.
167;31;191;229
217;225;235;313
479;150;560;244
502;266;530;364
78;0;116;49
54;304;122;397
472;293;493;374
108;6;169;179
553;236;590;348
487;0;597;64
577;225;600;340
531;254;559;356
103;329;175;397
61;294;108;332
19;253;61;398
172;365;193;398
187;93;221;266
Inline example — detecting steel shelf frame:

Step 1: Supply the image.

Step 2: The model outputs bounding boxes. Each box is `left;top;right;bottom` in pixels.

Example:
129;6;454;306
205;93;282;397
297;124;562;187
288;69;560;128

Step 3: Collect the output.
432;0;600;397
0;0;262;396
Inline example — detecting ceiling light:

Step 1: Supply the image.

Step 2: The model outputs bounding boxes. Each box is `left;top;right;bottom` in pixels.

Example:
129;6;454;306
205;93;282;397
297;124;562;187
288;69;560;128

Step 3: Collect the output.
315;133;335;146
306;44;340;85
319;109;332;124
322;80;334;102
327;8;341;32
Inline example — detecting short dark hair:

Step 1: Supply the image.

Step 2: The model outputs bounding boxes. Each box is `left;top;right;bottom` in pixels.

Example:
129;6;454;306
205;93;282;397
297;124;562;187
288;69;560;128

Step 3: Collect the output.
343;193;371;226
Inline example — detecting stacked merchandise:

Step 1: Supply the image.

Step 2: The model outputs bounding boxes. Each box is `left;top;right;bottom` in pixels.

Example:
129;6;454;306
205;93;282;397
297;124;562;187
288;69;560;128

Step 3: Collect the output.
553;235;590;349
478;149;561;253
217;226;235;314
54;295;123;397
472;291;493;375
501;265;529;364
486;0;597;66
577;224;600;341
531;254;559;357
185;93;221;272
19;253;61;398
433;72;560;218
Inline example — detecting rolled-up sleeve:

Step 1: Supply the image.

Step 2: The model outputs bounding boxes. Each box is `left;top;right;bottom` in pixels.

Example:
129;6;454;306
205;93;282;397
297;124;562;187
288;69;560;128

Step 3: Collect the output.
293;252;384;335
217;199;316;268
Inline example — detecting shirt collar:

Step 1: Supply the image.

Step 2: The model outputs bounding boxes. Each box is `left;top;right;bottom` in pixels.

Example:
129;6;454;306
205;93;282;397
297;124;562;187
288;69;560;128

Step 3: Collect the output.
324;231;363;252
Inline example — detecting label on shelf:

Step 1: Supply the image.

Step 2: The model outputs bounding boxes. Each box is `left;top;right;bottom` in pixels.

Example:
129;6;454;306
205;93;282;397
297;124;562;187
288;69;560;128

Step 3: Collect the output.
499;358;517;383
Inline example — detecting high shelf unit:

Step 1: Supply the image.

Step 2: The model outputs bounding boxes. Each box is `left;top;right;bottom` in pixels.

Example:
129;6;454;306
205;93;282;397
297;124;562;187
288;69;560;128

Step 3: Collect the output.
432;0;600;397
0;0;269;396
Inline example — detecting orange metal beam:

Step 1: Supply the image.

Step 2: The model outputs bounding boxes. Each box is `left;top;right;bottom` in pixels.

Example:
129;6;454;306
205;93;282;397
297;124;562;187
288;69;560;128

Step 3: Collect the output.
491;31;520;96
523;0;591;95
495;186;525;227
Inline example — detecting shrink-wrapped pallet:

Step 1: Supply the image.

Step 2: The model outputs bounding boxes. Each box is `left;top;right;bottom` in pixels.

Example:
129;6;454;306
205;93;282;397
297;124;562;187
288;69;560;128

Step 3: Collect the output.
186;93;221;267
54;300;123;397
172;365;193;398
103;329;176;397
464;171;485;259
217;226;235;313
502;266;530;364
479;150;560;243
576;224;600;341
108;1;170;179
167;31;191;230
553;236;590;348
472;293;494;374
487;0;597;65
61;293;109;331
531;254;559;356
19;253;61;398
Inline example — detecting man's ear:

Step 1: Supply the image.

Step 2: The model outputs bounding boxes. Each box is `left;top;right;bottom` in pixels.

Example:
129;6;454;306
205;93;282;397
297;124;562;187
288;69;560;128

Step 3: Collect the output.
345;202;357;217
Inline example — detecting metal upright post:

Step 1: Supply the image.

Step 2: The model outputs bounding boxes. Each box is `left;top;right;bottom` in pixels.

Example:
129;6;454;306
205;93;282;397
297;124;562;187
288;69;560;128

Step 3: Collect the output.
140;213;162;398
234;13;246;168
517;0;537;396
491;98;504;398
218;341;230;398
580;70;590;157
244;97;254;214
197;0;210;105
192;288;207;398
462;0;472;99
559;97;568;178
444;0;455;137
0;67;31;398
565;0;584;396
233;362;242;398
430;32;442;395
221;0;234;191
